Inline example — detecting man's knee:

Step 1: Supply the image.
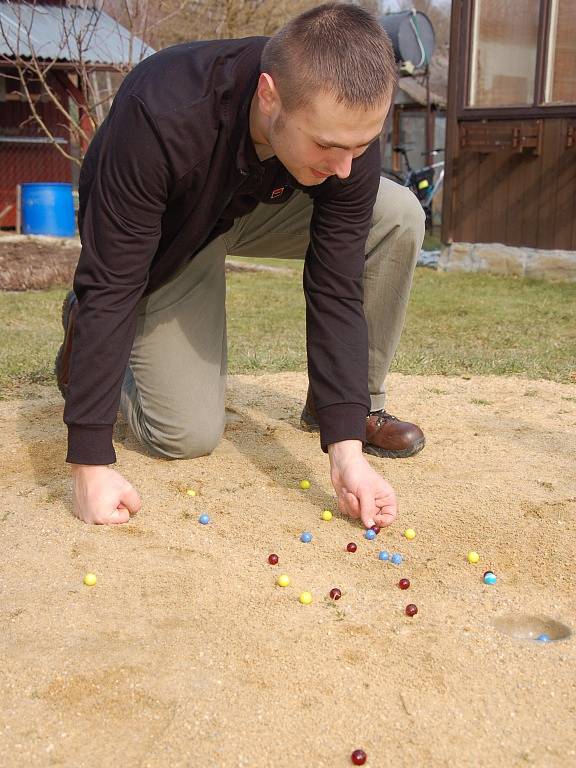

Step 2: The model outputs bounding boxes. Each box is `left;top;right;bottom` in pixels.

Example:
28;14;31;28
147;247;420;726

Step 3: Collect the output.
372;177;426;240
148;419;224;460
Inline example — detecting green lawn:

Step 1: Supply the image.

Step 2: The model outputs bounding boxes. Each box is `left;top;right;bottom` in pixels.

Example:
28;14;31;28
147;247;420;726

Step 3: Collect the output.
1;268;575;399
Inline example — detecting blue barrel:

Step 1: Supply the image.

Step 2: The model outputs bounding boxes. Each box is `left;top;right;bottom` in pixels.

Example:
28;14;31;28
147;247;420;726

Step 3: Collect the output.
21;182;76;237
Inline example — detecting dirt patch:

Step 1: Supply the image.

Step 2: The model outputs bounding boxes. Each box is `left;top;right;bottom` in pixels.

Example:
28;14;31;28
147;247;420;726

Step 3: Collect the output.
0;235;80;291
0;372;575;767
0;234;292;291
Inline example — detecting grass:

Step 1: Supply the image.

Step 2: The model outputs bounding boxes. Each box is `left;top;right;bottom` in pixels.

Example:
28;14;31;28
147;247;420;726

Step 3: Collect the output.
227;267;306;373
0;288;68;397
230;230;441;270
1;268;575;397
394;270;576;381
422;231;443;251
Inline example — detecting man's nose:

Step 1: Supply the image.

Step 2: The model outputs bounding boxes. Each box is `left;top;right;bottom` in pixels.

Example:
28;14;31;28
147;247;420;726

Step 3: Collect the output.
332;152;354;179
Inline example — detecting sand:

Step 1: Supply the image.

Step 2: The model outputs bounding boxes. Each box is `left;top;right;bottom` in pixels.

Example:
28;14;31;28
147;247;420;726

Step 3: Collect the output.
1;371;575;767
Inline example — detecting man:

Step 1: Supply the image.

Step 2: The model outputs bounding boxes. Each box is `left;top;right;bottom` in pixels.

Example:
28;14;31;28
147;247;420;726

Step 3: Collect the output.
57;3;426;527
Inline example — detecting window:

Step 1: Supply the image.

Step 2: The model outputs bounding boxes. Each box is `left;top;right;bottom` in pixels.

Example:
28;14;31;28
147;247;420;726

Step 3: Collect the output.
545;0;576;103
469;0;540;107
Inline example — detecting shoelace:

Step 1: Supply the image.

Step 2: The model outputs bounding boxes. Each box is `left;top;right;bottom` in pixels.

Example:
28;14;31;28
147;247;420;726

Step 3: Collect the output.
369;409;400;427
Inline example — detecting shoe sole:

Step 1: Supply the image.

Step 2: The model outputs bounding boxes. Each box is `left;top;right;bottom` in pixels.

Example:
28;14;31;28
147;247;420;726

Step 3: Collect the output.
299;413;318;433
301;413;426;459
363;436;426;459
54;291;77;398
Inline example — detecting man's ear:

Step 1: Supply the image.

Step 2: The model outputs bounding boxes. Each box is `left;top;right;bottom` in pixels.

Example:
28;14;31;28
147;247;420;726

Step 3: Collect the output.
257;72;281;118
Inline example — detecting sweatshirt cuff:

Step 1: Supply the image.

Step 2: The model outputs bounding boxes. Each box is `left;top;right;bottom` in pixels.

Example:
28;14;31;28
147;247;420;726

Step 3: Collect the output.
66;425;117;465
317;403;368;453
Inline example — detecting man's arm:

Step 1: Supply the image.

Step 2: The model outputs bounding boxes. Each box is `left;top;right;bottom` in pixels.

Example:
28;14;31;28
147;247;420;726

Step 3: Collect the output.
304;141;398;528
303;139;381;450
64;91;169;466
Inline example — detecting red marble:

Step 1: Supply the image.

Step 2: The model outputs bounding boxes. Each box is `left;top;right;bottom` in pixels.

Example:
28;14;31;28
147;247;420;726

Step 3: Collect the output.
370;525;381;534
351;749;367;765
399;578;410;590
346;542;357;552
268;554;279;565
405;603;418;617
329;588;342;600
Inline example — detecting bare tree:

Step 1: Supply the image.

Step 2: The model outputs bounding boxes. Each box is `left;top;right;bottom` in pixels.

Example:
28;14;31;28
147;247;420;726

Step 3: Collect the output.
103;0;187;49
0;0;173;165
152;0;321;48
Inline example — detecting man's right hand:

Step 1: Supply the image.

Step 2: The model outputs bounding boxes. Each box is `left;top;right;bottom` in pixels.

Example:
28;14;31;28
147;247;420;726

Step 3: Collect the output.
71;465;141;525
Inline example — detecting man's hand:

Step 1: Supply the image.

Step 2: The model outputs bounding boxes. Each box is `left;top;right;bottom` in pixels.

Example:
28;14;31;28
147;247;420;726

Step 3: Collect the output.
328;440;397;528
71;465;141;525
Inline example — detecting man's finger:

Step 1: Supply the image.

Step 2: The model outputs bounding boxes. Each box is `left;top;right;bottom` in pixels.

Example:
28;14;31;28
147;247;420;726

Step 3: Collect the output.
108;507;131;524
120;486;142;516
374;497;398;526
347;492;361;518
358;488;378;529
374;509;396;526
338;491;360;519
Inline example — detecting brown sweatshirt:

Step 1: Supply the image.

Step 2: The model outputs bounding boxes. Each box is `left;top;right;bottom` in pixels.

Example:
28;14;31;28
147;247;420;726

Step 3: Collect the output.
64;36;380;464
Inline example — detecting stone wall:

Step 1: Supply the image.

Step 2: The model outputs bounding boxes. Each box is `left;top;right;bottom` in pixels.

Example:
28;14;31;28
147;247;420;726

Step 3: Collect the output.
439;242;576;282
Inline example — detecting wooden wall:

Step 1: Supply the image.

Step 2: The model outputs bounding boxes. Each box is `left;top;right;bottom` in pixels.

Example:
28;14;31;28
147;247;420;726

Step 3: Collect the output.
445;117;576;249
442;0;576;251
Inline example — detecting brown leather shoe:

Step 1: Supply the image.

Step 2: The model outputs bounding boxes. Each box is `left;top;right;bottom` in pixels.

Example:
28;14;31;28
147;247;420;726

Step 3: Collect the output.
54;290;78;398
300;388;425;459
364;409;425;458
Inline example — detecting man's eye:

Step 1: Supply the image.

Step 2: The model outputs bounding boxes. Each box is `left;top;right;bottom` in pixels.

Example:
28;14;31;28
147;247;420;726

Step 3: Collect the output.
316;143;330;151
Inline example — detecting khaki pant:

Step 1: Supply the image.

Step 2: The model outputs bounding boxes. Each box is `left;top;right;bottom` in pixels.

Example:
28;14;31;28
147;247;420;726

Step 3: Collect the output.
120;177;425;459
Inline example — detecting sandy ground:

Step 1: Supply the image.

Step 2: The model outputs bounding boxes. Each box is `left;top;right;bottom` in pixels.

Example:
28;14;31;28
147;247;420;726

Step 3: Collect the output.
1;371;575;768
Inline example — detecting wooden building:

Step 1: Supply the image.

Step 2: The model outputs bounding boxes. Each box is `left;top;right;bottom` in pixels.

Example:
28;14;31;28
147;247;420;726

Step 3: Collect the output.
383;54;448;174
0;72;73;227
382;53;448;227
0;0;152;229
442;0;576;252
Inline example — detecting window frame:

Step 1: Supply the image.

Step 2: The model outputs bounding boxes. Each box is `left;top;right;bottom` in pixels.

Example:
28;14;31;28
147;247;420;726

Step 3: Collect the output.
458;0;575;119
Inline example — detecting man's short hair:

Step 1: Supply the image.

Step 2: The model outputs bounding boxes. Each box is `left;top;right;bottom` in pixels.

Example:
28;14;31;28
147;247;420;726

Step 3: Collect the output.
261;3;397;113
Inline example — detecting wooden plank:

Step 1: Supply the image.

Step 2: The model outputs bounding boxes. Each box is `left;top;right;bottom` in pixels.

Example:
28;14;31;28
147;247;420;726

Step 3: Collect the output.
489;151;515;244
503;154;524;246
554;119;576;250
455;151;480;242
570;122;576;250
475;151;496;242
460;120;542;154
440;0;464;244
536;119;563;248
517;150;541;247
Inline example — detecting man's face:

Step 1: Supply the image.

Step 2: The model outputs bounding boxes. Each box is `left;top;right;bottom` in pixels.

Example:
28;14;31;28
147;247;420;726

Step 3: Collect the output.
266;90;390;187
